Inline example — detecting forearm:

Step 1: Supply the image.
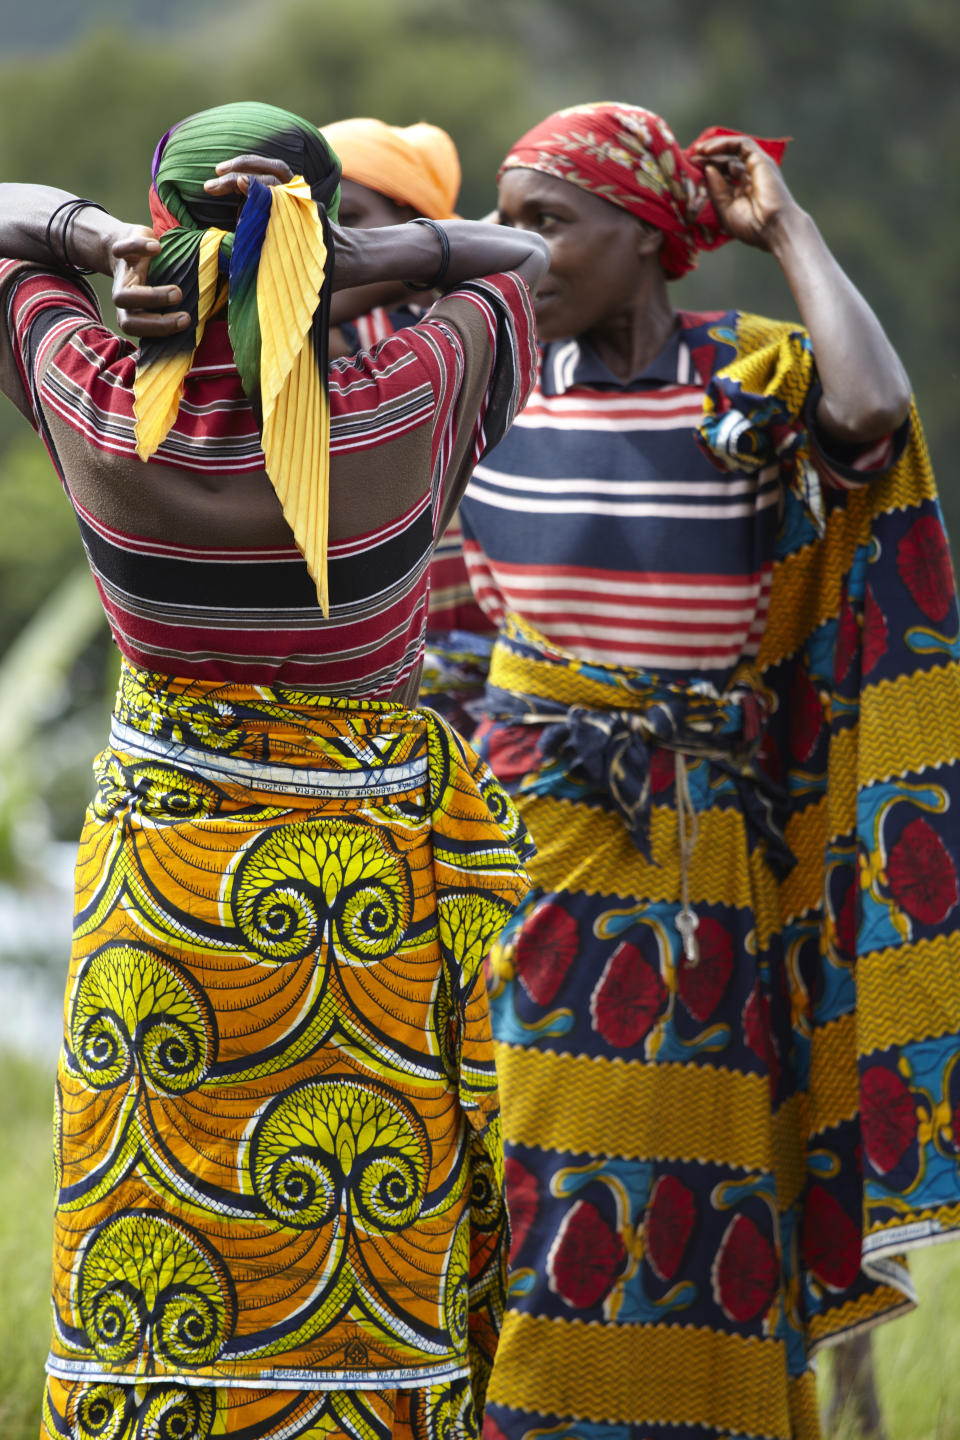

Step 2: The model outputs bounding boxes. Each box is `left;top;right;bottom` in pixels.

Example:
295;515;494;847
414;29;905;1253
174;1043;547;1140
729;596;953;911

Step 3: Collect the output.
329;278;411;327
768;207;911;442
0;184;127;275
334;220;549;296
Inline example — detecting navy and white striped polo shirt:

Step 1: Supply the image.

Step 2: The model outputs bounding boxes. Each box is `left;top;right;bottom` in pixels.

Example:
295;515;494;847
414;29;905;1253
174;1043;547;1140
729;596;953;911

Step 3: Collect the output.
460;310;897;683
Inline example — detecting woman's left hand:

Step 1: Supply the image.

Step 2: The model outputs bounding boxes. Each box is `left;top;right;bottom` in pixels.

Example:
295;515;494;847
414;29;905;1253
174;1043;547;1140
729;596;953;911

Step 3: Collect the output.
110;225;191;338
692;134;803;250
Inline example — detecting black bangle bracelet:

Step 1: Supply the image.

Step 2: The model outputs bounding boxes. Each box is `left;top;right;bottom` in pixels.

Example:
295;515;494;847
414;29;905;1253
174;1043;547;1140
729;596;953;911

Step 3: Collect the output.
403;217;451;292
44;197;109;274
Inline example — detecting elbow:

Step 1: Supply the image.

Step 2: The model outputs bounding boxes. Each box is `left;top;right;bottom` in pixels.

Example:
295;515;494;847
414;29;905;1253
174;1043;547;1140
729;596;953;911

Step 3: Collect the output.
864;371;913;439
524;234;550;293
819;376;912;445
885;379;913;434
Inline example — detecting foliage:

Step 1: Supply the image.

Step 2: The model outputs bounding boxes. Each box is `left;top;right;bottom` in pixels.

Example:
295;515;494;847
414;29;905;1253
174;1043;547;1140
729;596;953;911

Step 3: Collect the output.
821;1248;960;1438
0;0;221;52
0;569;110;877
0;437;87;650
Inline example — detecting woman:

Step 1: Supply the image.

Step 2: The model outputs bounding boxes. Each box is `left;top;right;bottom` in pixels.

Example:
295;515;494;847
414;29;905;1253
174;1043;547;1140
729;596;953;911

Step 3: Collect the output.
322;115;462;355
320;116;493;727
457;104;960;1440
0;101;548;1440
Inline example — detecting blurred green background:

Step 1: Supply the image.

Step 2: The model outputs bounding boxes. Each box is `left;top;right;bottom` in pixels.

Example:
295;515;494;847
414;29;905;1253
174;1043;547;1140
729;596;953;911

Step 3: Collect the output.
0;2;957;1435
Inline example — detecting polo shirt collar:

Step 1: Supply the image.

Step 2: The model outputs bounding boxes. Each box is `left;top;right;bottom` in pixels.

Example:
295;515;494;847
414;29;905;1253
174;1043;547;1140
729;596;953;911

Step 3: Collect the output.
541;324;693;396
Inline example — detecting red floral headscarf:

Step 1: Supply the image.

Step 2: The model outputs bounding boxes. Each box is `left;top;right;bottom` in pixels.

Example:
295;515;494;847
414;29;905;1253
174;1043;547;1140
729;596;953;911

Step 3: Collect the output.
499;102;788;279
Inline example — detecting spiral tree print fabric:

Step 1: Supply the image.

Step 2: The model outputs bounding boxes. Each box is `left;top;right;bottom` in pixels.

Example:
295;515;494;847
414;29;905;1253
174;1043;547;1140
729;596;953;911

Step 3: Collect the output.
41;665;533;1440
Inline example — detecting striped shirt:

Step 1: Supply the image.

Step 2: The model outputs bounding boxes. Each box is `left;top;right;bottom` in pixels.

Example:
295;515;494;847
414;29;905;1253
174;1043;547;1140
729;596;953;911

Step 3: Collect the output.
426;512;490;635
339;301;420;355
0;260;535;697
460;311;902;682
340;302;491;638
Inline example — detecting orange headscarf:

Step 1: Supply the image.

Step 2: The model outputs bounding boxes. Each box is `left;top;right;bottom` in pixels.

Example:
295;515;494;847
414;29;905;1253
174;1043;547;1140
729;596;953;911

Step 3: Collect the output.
320;117;460;219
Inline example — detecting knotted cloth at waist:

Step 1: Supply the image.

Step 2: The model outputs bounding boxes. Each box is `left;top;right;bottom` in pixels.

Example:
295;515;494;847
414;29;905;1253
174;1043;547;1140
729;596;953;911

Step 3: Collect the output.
483;612;794;878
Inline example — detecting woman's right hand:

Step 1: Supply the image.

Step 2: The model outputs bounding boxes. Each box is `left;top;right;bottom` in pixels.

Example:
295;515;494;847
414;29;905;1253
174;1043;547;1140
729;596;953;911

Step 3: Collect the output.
203;154;296;199
205;155;357;253
115;154;303;338
204;153;364;291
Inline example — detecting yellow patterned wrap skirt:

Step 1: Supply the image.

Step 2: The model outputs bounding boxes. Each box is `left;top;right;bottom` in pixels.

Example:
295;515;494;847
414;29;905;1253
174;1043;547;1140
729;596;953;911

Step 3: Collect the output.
41;663;533;1440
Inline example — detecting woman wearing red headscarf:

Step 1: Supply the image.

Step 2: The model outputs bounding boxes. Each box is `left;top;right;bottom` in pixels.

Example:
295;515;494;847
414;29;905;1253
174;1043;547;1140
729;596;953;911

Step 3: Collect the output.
458;104;960;1440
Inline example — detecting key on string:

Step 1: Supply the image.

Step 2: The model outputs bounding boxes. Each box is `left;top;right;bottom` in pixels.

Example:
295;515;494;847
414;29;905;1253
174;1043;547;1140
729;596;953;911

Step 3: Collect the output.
675;907;700;966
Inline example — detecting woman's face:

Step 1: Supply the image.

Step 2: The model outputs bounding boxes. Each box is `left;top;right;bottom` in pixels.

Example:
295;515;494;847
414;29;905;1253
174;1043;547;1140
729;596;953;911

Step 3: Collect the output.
497;168;660;342
337;178;416;228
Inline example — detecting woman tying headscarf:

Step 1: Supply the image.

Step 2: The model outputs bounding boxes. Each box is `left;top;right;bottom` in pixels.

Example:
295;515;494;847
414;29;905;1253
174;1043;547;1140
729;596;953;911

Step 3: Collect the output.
0;101;549;1440
456;104;960;1440
324;115;462;353
320;116;493;729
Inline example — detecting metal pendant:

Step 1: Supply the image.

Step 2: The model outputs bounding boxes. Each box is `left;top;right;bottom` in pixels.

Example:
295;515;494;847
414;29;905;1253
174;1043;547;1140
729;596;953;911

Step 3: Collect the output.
675;906;700;966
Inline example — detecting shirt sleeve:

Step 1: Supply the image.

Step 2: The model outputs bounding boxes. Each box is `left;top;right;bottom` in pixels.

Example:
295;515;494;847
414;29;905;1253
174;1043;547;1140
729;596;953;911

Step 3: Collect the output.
401;272;538;538
805;382;911;489
0;259;102;428
698;316;912;500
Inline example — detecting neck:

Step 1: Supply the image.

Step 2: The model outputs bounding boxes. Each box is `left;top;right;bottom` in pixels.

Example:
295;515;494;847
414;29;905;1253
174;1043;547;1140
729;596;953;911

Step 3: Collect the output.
583;273;677;382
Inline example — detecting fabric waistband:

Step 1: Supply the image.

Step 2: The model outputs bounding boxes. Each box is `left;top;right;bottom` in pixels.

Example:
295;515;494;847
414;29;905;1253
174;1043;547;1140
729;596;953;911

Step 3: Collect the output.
104;663;537;874
482;615;791;877
108;661;432;798
486;612;768;754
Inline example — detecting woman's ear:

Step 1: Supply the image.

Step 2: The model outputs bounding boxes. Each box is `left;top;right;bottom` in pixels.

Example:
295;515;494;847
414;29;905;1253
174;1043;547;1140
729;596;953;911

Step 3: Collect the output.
635;220;663;261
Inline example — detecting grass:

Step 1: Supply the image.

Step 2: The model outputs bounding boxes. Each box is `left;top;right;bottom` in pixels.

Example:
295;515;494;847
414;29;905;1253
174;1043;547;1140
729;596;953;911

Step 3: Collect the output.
0;1049;55;1439
823;1246;960;1440
2;1047;959;1440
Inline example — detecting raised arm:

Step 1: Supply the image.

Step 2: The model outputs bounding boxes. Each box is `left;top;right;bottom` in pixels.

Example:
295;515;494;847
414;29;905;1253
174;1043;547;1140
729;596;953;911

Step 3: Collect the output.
692;136;912;445
331;218;549;296
205;157;550;296
0;182;190;338
0;170;549;344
